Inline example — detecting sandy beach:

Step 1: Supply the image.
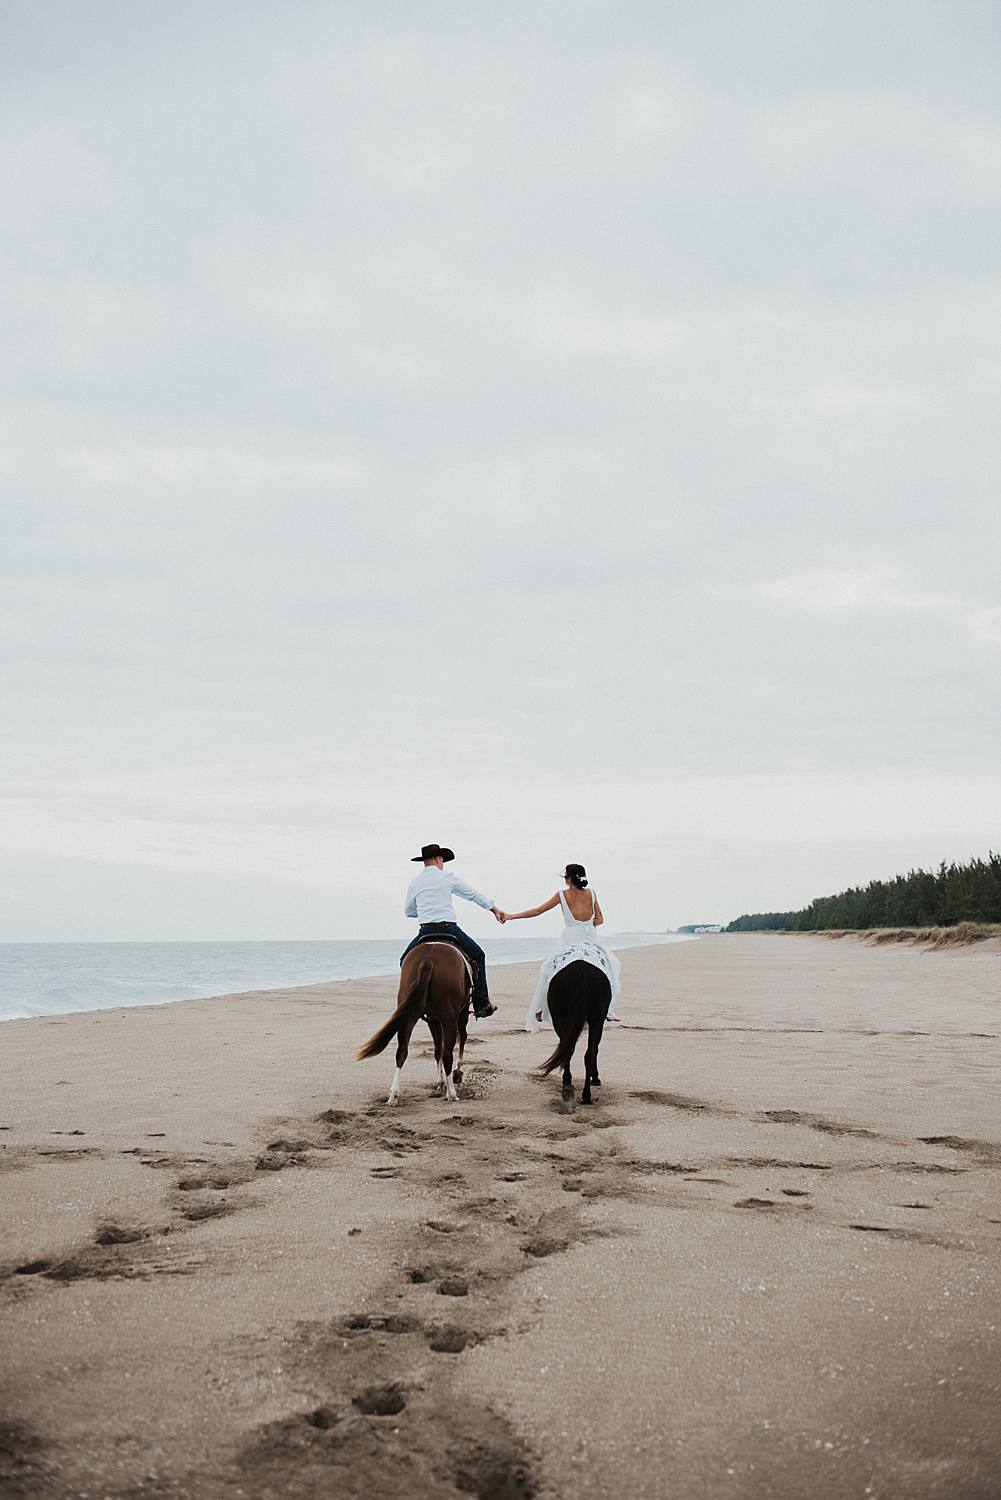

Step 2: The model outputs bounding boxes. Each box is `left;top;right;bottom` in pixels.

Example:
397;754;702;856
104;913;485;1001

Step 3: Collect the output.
2;934;1000;1499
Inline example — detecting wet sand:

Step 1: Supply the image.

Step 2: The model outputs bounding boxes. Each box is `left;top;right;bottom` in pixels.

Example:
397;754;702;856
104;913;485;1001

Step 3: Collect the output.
2;934;1000;1499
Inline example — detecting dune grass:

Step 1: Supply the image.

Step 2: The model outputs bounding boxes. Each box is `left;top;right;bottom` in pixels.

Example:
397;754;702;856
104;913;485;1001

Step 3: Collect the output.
815;923;1001;948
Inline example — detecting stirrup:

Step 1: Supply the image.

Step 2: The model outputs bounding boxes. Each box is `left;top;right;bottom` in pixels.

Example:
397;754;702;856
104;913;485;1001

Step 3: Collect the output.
473;1002;497;1018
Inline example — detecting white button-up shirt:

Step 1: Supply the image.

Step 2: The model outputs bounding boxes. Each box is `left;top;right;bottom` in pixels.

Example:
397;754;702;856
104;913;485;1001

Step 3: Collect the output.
404;866;494;924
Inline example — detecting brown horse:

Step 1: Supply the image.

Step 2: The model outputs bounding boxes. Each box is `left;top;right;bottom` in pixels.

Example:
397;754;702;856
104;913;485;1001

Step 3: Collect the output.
540;959;611;1105
356;942;472;1105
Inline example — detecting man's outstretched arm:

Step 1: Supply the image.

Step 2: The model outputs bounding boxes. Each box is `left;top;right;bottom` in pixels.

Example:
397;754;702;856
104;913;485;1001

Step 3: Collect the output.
450;875;506;923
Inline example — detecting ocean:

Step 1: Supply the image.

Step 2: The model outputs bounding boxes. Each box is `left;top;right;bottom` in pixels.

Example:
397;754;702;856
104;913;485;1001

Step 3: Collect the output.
0;933;694;1023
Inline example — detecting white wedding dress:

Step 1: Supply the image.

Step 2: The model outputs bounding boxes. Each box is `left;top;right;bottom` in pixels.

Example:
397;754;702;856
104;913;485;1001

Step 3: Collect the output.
524;889;622;1032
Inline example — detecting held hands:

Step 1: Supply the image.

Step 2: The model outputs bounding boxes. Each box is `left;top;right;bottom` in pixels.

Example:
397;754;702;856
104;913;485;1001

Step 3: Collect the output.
492;906;507;924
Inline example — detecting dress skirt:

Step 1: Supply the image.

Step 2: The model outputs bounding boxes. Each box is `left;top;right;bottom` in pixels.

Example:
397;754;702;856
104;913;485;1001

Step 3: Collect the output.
525;929;621;1032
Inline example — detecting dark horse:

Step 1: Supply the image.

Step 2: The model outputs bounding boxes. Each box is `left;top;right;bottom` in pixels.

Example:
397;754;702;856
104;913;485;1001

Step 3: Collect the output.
540;960;611;1105
356;942;471;1105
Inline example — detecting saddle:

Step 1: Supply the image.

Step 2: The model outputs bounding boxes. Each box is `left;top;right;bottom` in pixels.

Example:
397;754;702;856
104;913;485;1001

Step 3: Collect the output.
411;932;477;988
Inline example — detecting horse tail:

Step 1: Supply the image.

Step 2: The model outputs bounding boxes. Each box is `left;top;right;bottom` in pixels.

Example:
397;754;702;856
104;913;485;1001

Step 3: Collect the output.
356;958;432;1060
539;966;590;1075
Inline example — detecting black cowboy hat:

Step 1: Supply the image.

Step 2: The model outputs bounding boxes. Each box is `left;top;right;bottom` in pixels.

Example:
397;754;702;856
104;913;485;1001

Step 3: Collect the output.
411;843;455;863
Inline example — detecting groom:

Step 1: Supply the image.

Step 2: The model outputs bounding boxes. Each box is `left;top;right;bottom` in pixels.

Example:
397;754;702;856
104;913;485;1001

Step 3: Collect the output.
402;843;504;1018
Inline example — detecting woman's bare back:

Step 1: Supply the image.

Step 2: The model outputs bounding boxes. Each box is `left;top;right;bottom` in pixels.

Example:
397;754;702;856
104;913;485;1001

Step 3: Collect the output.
562;887;596;922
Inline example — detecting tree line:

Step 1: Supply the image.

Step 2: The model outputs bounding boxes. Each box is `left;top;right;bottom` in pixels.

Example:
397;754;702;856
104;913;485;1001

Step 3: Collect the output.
725;852;1001;932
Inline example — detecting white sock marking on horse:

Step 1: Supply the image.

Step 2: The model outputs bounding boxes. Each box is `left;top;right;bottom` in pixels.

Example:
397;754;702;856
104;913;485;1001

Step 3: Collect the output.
387;1066;402;1105
445;1072;458;1102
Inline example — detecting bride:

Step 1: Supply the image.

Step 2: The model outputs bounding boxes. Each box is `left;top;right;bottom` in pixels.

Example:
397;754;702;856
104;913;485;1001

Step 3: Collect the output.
503;863;622;1032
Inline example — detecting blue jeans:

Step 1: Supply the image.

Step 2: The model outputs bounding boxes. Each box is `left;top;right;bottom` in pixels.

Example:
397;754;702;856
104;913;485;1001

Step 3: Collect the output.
401;923;489;1011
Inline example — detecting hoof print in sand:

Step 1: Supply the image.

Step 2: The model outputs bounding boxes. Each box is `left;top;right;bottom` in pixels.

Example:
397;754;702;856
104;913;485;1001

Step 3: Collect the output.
0;1420;51;1490
430;1325;477;1354
452;1440;537;1499
523;1237;568;1259
407;1264;445;1284
918;1134;1001;1165
438;1277;469;1297
14;1260;52;1277
353;1384;406;1416
632;1089;709;1112
304;1406;339;1430
178;1173;241;1191
383;1313;421;1334
182;1201;233;1223
256;1152;305;1172
94;1223;147;1246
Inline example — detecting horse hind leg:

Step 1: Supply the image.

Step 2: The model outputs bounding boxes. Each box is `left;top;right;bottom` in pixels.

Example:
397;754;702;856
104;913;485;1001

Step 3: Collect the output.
453;1001;469;1087
582;998;609;1106
561;1055;574;1102
441;1026;459;1102
388;1013;420;1106
582;1033;600;1103
425;1015;445;1093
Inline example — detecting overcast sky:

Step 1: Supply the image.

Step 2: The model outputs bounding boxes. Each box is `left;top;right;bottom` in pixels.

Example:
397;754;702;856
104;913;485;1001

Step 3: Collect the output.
2;1;1000;941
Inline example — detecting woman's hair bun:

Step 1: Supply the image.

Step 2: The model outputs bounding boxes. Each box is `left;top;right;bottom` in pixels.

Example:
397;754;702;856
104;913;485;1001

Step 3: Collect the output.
565;863;588;889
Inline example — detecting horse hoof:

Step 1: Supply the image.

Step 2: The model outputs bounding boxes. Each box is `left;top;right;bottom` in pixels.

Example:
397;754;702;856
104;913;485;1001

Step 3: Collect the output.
591;1077;602;1087
387;1095;399;1107
581;1096;593;1106
561;1085;574;1102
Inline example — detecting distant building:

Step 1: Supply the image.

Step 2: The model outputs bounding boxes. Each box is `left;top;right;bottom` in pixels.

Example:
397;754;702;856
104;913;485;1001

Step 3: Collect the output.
676;923;723;934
